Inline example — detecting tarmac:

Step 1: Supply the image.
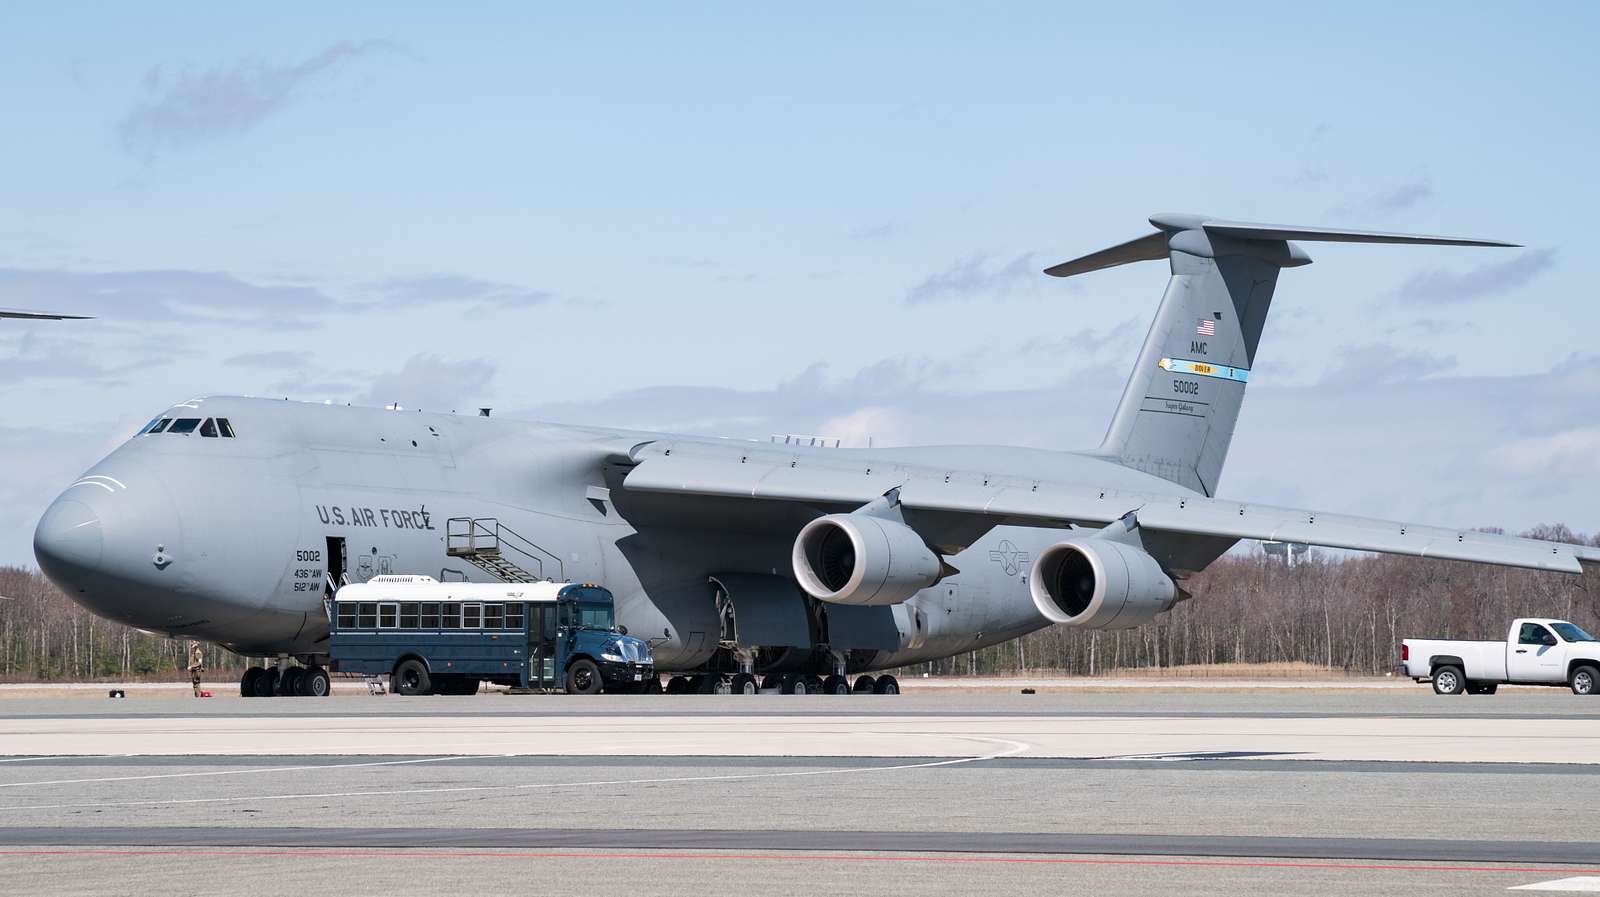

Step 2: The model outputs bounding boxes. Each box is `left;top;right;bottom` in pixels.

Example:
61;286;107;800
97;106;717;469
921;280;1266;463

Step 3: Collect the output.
1;686;1598;895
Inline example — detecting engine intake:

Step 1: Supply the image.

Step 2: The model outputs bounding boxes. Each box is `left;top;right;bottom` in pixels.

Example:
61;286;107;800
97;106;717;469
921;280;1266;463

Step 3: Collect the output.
793;513;942;606
1028;538;1176;629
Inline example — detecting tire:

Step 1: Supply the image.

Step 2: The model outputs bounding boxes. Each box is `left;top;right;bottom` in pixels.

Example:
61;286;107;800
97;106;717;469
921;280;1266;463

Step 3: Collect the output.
300;666;331;697
240;666;262;697
457;678;480;696
643;676;664;694
783;675;809;695
1431;665;1464;696
731;673;759;695
1571;665;1599;696
665;676;689;695
873;674;901;695
852;675;877;694
252;668;278;698
280;667;305;697
804;675;824;694
394;659;432;696
823;675;850;696
565;658;603;695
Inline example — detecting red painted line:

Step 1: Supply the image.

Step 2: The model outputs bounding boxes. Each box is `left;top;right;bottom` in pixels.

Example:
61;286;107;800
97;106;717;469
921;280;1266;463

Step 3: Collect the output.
0;847;1596;875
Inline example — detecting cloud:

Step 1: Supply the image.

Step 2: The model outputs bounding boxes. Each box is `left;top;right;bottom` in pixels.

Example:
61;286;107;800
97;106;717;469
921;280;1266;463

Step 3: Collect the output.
1318;342;1456;386
118;41;389;159
366;274;552;309
355;353;497;413
0;268;341;326
0;330;170;386
1020;316;1142;359
1330;176;1435;219
224;350;314;369
1490;427;1600;476
1394;249;1556;304
847;222;895;241
905;252;1038;305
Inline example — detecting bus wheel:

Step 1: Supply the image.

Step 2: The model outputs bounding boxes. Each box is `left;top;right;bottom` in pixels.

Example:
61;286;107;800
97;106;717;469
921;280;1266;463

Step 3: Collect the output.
566;659;603;695
300;666;331;697
394;659;431;696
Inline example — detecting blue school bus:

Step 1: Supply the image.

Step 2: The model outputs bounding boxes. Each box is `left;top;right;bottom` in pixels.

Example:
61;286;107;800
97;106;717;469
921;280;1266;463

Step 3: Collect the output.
329;575;653;695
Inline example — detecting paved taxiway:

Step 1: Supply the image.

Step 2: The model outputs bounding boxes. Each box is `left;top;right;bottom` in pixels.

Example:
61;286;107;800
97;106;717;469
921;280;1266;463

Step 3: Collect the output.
1;690;1597;895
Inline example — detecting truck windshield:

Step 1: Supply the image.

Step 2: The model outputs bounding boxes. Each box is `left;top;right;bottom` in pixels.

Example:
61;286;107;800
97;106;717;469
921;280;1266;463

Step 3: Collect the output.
572;602;615;631
1552;622;1597;642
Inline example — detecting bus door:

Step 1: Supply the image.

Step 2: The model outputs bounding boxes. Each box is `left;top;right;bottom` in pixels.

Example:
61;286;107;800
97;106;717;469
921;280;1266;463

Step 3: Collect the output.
528;603;558;688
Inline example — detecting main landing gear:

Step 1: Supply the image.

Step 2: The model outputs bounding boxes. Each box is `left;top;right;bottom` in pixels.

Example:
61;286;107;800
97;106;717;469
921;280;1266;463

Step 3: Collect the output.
656;673;899;696
241;658;332;697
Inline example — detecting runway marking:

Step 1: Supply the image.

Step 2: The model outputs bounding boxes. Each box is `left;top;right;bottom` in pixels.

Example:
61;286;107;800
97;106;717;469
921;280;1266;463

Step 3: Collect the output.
1;847;1598;877
0;735;1029;812
0;756;113;764
1513;879;1600;892
0;754;507;789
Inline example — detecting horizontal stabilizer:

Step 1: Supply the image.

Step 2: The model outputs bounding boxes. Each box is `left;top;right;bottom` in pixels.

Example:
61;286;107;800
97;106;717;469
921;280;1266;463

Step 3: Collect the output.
1045;213;1518;278
0;307;93;320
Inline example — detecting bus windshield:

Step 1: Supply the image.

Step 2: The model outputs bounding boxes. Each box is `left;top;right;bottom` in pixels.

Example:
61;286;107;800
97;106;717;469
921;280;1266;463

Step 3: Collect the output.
571;601;615;631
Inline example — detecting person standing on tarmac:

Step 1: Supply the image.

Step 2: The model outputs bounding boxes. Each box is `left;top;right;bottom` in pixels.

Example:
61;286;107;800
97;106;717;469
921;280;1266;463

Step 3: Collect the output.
187;641;205;697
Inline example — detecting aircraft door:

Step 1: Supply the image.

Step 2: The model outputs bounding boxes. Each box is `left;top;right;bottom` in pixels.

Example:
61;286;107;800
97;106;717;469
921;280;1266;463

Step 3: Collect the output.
324;536;347;598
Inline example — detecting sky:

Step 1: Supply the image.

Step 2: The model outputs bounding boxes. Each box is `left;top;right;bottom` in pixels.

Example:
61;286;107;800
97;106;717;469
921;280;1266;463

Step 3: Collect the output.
2;3;1598;566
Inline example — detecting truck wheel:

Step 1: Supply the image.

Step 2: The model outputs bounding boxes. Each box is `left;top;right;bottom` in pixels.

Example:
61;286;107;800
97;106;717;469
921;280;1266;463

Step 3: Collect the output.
873;674;901;695
394;659;431;696
1431;665;1464;695
566;658;603;695
1571;665;1599;696
731;673;759;695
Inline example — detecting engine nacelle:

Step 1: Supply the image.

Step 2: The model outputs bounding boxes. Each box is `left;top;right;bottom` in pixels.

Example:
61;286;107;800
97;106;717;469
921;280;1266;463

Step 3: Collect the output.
792;513;942;606
1028;538;1176;629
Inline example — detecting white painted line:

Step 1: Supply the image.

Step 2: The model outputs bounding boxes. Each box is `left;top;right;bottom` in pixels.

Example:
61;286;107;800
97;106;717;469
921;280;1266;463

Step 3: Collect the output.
0;754;504;789
1512;878;1600;892
0;756;113;764
0;735;1029;813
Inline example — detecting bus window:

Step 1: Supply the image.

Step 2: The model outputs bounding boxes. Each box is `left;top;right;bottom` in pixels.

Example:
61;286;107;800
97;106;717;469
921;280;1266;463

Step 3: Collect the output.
505;603;525;630
542;606;558;640
357;602;378;629
199;418;218;438
378;603;398;628
168;418;201;434
559;603;572;629
337;603;358;629
462;603;482;629
439;605;459;629
575;602;615;631
399;602;419;629
484;603;504;629
420;602;439;629
217;418;236;438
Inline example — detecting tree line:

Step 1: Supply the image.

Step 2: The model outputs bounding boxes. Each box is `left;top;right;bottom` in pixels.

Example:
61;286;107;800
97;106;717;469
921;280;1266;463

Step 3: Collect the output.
3;523;1597;681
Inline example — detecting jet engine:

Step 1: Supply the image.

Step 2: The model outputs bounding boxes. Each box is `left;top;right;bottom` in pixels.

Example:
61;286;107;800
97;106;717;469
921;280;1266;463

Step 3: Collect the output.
1028;538;1176;629
792;513;942;606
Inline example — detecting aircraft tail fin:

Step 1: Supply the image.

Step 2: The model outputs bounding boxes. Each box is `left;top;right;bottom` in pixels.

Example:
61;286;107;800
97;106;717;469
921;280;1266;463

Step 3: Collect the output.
1048;214;1516;496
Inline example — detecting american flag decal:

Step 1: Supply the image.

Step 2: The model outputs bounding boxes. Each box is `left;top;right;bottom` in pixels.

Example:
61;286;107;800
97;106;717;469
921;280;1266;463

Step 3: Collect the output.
1196;318;1216;336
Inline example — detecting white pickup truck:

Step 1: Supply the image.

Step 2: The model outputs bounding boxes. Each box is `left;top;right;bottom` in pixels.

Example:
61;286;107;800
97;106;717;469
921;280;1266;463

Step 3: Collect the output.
1402;618;1600;695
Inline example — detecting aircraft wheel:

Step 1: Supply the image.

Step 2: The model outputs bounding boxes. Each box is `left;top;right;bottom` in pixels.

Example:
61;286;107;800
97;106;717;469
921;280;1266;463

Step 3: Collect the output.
1431;665;1464;695
823;675;850;695
300;666;331;697
565;659;603;695
804;675;824;694
1572;665;1599;696
731;673;759;695
252;668;279;698
665;676;689;694
760;676;782;691
873;674;901;695
783;675;809;695
394;659;432;696
852;675;876;694
280;667;306;697
240;667;263;697
643;676;664;694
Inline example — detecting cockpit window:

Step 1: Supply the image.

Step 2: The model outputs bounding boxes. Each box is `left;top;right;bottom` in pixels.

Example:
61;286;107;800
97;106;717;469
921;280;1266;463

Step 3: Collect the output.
168;418;201;434
148;418;173;434
216;418;235;438
199;418;218;438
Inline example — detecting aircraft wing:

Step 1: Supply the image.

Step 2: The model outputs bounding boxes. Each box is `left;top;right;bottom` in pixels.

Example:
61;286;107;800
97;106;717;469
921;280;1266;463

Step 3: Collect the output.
621;441;1599;575
0;307;92;320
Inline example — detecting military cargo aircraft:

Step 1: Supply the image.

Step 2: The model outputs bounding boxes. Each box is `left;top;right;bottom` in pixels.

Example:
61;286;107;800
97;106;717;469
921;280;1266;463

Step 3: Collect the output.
32;215;1600;695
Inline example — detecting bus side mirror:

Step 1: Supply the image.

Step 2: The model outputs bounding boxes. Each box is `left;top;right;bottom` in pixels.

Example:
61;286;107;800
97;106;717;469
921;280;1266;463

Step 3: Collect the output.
618;625;628;636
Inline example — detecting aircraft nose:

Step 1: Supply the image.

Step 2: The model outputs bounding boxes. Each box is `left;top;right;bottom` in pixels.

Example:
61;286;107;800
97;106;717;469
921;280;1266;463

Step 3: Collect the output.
33;498;104;577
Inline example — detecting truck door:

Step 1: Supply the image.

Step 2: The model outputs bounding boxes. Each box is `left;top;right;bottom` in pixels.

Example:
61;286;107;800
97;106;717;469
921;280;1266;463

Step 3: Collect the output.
1508;622;1564;683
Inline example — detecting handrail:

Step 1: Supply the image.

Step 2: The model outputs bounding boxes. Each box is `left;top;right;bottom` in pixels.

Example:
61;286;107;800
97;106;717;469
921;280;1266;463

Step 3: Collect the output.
446;516;564;581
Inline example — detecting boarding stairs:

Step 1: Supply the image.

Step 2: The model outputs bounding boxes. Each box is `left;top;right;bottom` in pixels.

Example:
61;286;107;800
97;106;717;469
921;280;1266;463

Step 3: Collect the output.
445;517;564;584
